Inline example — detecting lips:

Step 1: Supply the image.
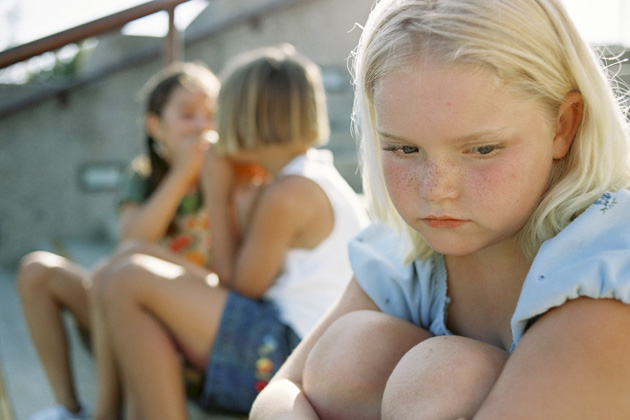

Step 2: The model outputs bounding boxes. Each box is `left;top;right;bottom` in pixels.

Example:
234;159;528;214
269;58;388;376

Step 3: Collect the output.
421;217;468;228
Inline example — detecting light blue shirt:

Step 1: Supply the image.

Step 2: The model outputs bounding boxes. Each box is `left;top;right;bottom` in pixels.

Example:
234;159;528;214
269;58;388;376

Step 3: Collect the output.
349;190;630;352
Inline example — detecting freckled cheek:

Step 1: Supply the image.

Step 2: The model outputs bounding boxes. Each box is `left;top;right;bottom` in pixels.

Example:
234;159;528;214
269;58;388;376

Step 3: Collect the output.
469;162;536;213
466;166;497;195
382;158;418;201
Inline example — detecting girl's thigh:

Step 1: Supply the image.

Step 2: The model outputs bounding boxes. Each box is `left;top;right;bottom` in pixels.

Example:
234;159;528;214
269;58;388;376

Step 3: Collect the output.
108;240;210;279
104;254;229;367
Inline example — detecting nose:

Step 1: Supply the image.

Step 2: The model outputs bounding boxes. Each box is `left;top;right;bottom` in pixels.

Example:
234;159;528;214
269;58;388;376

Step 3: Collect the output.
419;157;459;202
196;113;214;131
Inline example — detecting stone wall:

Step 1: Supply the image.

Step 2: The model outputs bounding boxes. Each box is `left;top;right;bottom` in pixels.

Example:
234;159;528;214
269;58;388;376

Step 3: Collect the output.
0;0;373;266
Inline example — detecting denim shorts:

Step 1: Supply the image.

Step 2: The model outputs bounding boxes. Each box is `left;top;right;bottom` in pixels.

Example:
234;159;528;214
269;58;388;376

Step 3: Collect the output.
197;291;301;413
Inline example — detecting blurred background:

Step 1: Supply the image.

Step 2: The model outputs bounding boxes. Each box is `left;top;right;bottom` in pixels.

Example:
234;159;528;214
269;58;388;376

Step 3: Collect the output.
0;1;628;419
0;0;374;269
0;0;628;268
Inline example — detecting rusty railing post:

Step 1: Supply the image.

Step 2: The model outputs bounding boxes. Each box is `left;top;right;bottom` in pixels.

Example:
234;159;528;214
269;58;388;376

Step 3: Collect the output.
165;2;182;65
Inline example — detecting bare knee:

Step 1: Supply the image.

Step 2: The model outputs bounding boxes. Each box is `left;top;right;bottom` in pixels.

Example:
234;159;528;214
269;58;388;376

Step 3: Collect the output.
92;256;140;310
91;241;165;307
382;335;508;420
109;240;148;261
17;251;66;298
304;310;430;420
304;311;387;397
89;260;111;312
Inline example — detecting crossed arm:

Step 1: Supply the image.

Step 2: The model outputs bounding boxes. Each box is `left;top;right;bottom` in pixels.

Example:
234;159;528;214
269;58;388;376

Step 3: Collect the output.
250;278;381;419
473;297;630;419
251;280;630;419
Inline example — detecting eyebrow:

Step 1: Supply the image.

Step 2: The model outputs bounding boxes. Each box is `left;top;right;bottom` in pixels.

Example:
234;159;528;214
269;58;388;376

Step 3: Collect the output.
377;127;510;143
376;131;406;142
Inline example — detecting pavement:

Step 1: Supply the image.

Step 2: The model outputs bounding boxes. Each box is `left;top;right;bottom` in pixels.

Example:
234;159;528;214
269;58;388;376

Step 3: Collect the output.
0;238;246;420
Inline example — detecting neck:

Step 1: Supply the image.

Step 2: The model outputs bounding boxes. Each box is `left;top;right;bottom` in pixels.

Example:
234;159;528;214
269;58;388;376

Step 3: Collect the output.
444;237;530;292
444;238;531;350
262;144;311;176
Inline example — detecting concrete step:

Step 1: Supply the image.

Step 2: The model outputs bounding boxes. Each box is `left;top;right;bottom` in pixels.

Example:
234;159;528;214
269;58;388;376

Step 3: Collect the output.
0;238;246;420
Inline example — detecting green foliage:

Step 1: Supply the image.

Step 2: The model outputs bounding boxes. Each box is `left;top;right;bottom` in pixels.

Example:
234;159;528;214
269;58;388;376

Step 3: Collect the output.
27;41;90;83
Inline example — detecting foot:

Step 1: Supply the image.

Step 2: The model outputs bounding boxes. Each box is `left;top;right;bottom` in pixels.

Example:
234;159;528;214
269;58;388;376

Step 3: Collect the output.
28;404;91;420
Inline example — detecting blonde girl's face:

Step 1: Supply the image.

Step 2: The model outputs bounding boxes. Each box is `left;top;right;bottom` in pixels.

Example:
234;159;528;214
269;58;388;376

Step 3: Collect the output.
148;85;216;161
373;58;563;258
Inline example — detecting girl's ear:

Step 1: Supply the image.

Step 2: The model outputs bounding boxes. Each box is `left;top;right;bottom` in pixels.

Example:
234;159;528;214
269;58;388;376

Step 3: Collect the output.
145;113;161;140
552;91;583;159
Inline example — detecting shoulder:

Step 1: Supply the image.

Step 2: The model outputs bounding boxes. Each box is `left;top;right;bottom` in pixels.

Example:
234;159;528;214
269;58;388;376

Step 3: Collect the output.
120;156;151;190
263;174;330;216
349;222;437;277
512;190;630;347
349;222;445;328
130;155;151;178
481;296;630;418
117;156;150;206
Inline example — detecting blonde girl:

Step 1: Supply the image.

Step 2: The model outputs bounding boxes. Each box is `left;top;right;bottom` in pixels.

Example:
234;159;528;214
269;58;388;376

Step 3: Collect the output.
250;0;630;419
94;44;368;418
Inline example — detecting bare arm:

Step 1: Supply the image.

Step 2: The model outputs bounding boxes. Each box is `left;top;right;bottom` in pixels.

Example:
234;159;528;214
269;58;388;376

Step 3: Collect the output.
230;174;331;297
474;297;630;419
201;147;238;284
203;148;332;297
250;278;380;419
119;134;209;242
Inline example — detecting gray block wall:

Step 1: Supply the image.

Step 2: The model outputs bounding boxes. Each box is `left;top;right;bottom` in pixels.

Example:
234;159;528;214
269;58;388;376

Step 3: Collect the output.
0;0;374;267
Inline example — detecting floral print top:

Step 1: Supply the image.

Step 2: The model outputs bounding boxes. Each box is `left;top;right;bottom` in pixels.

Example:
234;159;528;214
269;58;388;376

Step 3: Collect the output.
161;190;212;268
116;162;212;268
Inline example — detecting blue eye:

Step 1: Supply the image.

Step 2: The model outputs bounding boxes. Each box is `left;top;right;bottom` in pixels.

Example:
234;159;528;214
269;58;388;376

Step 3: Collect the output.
470;144;505;157
400;145;419;154
476;145;496;155
381;142;421;157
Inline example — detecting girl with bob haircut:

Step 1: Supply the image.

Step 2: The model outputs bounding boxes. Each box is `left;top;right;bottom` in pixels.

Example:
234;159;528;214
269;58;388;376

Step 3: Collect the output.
216;43;329;155
251;0;630;419
94;44;368;417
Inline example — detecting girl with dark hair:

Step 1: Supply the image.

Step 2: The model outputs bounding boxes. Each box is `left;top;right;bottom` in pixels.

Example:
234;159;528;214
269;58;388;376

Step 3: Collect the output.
18;62;237;420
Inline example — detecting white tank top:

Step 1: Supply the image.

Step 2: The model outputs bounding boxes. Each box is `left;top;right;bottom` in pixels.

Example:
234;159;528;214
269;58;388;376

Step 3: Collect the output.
263;148;369;337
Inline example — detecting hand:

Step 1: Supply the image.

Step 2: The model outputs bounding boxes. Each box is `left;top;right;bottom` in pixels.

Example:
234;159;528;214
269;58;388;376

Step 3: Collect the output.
202;143;236;201
171;131;215;184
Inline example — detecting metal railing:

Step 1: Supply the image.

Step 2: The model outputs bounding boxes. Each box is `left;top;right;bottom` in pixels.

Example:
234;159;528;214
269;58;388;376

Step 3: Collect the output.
0;0;193;69
0;0;307;120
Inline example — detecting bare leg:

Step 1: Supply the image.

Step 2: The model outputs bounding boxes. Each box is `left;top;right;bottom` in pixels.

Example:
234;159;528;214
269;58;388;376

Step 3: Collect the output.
16;251;90;413
90;260;123;420
92;241;218;419
124;394;142;420
302;310;432;420
381;335;508;420
98;254;228;419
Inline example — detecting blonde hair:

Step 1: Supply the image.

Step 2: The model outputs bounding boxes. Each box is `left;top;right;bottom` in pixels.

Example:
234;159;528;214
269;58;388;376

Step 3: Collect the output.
216;44;329;155
353;0;630;262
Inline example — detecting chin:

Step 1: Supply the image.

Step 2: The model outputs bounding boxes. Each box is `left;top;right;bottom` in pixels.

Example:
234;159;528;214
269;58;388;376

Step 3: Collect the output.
433;247;478;257
422;237;484;257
